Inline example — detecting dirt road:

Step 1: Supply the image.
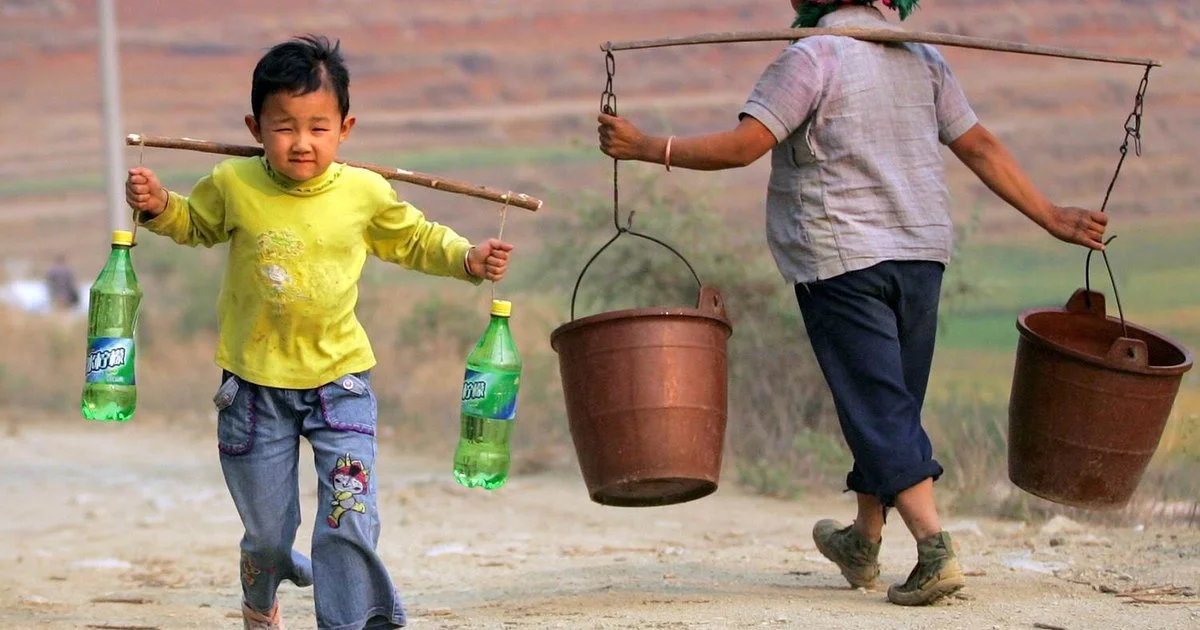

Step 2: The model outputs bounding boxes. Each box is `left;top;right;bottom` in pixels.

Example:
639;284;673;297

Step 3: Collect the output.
2;418;1197;629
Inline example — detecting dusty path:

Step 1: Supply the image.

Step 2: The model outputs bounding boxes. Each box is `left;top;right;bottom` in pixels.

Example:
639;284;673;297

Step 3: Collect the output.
2;419;1198;630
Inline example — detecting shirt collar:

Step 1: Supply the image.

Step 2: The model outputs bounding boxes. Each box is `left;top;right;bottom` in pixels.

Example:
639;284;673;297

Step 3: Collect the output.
260;157;344;196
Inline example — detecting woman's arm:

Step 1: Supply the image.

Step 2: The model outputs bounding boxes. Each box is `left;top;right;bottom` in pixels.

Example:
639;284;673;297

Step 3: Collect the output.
949;123;1109;250
598;113;778;171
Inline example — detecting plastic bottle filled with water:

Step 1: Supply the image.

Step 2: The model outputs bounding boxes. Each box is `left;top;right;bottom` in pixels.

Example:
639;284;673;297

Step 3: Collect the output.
81;230;143;421
453;299;521;489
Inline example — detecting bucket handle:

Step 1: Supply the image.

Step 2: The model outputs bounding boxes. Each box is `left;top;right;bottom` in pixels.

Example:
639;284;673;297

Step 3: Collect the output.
579;52;704;321
1065;288;1107;317
568;227;703;320
696;285;728;320
1107;337;1149;369
1065;289;1149;369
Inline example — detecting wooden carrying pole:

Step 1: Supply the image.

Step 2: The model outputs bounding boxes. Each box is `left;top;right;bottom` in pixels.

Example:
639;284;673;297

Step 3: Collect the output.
605;27;1162;67
125;134;544;211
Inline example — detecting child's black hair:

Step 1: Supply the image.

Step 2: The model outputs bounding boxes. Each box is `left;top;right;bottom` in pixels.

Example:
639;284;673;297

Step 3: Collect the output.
251;34;350;121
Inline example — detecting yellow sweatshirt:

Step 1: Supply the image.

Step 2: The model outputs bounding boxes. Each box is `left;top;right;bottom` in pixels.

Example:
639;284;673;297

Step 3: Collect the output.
141;156;480;389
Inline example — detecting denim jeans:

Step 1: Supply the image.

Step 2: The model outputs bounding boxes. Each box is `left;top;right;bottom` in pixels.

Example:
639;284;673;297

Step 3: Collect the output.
795;260;946;507
214;370;405;630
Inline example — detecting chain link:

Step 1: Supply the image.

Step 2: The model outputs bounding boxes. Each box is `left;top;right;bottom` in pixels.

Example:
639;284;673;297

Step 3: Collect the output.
601;47;617;117
1085;64;1154;337
1101;65;1151;212
601;46;621;232
569;46;701;320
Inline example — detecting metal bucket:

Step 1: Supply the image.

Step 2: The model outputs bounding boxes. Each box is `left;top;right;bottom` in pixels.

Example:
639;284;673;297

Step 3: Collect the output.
551;286;732;507
1008;288;1193;509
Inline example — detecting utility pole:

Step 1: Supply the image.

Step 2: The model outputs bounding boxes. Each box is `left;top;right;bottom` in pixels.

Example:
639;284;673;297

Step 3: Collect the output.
97;0;125;233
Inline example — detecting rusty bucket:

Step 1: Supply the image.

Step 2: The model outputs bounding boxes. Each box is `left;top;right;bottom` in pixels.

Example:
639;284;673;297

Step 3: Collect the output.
1008;288;1193;509
551;286;732;507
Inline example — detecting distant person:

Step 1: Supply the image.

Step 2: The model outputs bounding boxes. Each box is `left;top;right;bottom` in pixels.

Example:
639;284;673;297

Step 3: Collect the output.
125;35;513;630
599;0;1108;606
46;254;79;310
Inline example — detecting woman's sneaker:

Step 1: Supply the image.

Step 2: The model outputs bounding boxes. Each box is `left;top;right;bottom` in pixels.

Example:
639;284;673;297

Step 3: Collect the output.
242;600;286;630
887;531;966;606
812;519;881;589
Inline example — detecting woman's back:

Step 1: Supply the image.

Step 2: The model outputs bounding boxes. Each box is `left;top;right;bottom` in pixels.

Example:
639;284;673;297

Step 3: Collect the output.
742;6;978;282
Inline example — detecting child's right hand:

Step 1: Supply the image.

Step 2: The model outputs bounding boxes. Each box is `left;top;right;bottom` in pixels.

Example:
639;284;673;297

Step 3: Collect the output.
126;166;168;216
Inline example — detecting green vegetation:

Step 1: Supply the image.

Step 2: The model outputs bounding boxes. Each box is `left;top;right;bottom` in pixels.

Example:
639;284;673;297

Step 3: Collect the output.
4;177;1196;525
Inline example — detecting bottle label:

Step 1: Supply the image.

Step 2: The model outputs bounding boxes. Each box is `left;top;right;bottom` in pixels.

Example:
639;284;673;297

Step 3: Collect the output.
85;337;136;385
460;368;519;421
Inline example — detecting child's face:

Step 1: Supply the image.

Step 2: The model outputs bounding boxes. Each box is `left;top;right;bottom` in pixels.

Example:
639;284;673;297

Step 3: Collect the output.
245;87;356;182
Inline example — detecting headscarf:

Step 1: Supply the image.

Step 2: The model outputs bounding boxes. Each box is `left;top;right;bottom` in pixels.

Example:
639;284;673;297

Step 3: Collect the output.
791;0;921;29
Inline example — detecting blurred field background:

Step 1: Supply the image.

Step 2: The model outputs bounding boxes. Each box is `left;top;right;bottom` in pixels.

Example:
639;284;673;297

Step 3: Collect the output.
2;0;1197;524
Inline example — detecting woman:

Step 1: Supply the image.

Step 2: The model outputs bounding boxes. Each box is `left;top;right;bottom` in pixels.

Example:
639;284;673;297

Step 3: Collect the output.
598;0;1107;606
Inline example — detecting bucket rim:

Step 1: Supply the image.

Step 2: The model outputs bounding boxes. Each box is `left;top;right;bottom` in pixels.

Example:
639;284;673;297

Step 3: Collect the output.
551;304;732;350
1016;307;1194;376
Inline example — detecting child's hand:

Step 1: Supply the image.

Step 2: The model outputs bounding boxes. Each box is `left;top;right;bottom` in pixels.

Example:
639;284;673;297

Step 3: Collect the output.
126;166;168;216
468;238;514;282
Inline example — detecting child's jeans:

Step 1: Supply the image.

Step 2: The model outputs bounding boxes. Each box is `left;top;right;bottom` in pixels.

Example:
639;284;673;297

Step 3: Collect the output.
214;370;405;630
795;260;946;508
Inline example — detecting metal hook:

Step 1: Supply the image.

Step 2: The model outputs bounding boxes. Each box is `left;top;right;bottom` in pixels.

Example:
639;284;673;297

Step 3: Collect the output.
570;47;704;321
1081;64;1153;337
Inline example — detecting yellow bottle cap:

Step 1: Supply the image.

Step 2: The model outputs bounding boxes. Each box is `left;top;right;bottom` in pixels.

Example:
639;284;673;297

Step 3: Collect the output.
490;299;512;317
112;230;135;246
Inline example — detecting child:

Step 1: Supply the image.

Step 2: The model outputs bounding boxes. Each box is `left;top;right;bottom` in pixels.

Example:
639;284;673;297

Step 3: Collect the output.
126;34;513;630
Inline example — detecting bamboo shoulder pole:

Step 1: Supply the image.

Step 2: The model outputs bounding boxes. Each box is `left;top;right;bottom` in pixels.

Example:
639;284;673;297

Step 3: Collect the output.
125;134;544;212
605;27;1162;67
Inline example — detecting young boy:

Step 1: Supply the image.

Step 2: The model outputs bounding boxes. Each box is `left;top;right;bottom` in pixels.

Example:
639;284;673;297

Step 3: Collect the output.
126;35;513;630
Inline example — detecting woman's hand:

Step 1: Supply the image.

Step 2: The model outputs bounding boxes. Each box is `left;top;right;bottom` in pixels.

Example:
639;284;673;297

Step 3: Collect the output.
1045;206;1109;251
598;113;650;161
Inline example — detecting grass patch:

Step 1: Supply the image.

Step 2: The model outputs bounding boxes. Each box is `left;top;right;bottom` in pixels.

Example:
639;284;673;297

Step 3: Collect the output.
4;179;1196;525
941;222;1200;352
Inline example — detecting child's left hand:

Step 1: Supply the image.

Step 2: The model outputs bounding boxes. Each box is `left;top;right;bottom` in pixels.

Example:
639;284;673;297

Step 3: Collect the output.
467;239;514;281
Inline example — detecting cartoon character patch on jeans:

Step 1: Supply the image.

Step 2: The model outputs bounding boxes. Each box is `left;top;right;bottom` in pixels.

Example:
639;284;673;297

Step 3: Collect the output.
327;453;369;528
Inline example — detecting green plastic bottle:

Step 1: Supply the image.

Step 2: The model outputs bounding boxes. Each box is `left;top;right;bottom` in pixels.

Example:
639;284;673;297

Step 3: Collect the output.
80;230;143;422
453;299;521;489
